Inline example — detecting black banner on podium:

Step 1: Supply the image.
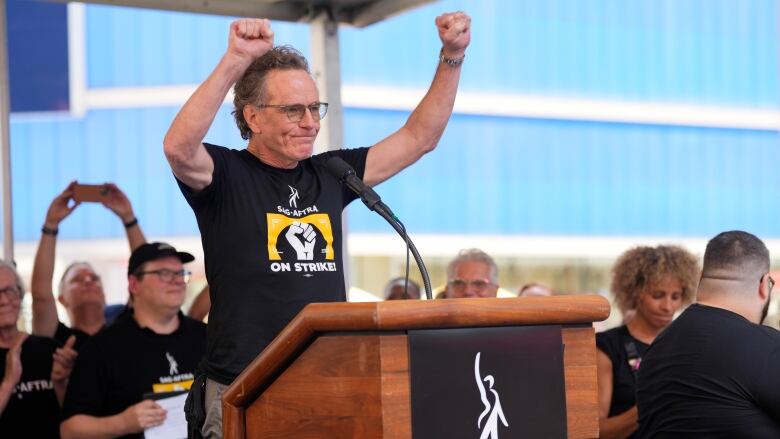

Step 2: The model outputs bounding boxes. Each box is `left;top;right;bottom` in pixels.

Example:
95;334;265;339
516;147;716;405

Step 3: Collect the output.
409;325;567;438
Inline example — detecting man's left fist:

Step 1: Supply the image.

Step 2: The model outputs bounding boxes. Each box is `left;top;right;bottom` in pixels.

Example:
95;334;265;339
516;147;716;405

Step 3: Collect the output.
436;11;471;57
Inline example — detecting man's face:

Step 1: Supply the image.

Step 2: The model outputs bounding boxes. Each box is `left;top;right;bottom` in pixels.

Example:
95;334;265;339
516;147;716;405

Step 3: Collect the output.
0;268;21;329
130;257;187;313
60;264;105;310
248;69;321;168
447;261;498;298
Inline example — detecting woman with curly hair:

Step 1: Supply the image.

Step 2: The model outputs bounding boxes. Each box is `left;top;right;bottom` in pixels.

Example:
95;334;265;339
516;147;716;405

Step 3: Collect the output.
596;245;700;439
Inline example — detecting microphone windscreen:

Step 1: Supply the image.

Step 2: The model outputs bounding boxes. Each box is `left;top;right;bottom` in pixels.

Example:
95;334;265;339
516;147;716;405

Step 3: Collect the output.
324;156;355;181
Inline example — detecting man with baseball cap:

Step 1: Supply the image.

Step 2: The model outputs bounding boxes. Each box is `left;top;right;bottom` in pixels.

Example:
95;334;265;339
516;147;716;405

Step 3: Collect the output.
61;242;206;439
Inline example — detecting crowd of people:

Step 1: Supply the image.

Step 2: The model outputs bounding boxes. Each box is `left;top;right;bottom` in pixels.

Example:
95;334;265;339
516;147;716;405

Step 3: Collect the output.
396;236;780;437
0;182;207;438
2;9;780;439
5;228;779;437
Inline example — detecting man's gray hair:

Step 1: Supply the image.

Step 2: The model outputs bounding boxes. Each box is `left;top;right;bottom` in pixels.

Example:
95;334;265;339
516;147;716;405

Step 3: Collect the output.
0;259;24;299
446;248;498;284
232;45;311;140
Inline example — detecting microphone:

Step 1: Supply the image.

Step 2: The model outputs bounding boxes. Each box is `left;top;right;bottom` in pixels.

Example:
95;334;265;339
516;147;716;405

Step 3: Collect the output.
324;156;433;300
324;156;388;216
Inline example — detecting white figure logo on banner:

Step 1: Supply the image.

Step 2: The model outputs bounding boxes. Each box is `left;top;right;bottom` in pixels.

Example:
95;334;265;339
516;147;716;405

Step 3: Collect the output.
475;352;509;439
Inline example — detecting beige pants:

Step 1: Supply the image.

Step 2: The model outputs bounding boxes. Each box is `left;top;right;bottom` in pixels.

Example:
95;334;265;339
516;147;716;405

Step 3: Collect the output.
202;378;229;439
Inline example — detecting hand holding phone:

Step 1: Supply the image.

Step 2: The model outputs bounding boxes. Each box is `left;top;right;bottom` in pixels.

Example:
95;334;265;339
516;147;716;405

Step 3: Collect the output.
73;184;109;203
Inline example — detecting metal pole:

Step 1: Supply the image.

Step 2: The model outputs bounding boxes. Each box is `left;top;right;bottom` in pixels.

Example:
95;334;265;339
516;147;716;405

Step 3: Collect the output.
0;0;14;263
310;12;352;295
310;11;344;154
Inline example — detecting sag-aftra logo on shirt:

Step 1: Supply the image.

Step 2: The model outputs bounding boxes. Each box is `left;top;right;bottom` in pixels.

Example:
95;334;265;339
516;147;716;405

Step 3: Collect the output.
265;185;337;275
13;379;53;399
151;351;194;393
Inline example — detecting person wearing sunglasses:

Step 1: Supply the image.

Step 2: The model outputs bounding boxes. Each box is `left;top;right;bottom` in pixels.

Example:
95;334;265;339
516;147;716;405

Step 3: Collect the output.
61;242;206;439
443;248;499;299
637;231;780;437
163;11;471;438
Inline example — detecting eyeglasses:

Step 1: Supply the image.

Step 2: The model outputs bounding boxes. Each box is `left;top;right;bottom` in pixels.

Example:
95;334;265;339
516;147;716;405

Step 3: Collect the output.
257;102;328;123
767;275;775;292
69;273;101;284
136;269;191;283
0;285;21;300
448;278;492;292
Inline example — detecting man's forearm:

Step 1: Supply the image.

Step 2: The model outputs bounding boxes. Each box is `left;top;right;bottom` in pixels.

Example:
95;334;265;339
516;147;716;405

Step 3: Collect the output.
163;53;249;162
30;233;60;338
403;59;463;151
362;57;465;187
61;414;131;439
122;218;146;252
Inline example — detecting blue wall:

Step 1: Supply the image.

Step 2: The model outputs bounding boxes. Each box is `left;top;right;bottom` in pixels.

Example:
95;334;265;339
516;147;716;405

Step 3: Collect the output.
9;0;780;241
8;0;69;112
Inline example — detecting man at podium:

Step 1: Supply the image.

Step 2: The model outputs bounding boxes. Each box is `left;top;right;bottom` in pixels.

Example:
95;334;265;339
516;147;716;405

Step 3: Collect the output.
163;10;472;438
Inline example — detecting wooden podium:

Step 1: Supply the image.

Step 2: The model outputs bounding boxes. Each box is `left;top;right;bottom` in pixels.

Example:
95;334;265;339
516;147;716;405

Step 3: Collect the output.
222;295;610;438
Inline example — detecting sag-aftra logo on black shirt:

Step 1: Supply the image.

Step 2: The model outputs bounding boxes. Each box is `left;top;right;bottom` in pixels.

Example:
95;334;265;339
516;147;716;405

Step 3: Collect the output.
266;184;337;275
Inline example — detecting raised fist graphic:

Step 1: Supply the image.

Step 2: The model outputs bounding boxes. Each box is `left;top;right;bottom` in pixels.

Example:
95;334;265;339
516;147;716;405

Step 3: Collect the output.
285;221;316;260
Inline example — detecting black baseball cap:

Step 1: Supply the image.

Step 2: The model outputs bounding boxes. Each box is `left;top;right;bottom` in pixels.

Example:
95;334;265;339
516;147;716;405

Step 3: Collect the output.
128;242;195;275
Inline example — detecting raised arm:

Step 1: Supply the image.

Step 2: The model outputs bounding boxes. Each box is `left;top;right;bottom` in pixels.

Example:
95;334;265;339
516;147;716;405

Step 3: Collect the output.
100;183;146;252
363;11;471;187
163;19;274;191
31;183;80;338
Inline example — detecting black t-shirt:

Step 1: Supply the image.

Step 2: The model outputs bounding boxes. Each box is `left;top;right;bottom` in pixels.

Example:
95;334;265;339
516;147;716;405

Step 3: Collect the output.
637;304;780;438
596;324;648;434
177;144;368;384
0;335;60;438
53;304;130;350
61;311;207;439
54;321;91;351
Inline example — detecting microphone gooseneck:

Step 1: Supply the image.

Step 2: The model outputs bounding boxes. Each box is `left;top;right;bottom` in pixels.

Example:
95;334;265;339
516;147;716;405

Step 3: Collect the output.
325;156;433;300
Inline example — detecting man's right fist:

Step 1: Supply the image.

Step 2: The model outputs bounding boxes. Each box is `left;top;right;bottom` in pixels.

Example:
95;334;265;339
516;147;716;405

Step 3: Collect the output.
228;18;274;63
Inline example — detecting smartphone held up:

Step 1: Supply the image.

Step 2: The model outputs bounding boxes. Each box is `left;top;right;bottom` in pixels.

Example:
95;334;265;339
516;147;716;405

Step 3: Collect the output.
73;184;109;203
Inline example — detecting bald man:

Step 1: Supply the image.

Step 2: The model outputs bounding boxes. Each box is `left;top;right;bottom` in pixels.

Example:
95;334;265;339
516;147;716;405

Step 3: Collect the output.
637;230;780;437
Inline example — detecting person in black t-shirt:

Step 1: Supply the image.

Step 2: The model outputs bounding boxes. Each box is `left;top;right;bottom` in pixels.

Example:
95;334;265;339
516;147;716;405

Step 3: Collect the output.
637;231;780;438
31;182;147;351
163;12;472;438
60;242;206;439
0;259;72;438
596;245;699;439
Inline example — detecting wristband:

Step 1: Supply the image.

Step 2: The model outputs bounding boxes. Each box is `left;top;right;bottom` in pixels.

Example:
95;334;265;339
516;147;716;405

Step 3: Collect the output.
41;225;58;236
123;217;138;229
439;48;465;66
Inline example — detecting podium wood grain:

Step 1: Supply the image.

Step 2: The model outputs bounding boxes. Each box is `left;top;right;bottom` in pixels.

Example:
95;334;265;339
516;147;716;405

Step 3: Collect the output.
223;295;609;438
